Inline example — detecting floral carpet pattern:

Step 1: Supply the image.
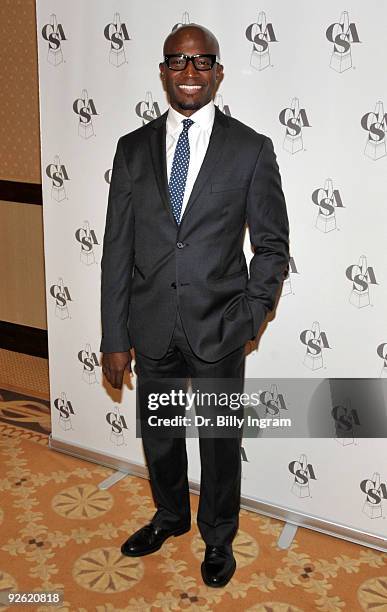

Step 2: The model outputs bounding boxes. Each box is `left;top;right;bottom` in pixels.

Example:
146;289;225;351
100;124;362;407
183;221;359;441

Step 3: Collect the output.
1;421;387;611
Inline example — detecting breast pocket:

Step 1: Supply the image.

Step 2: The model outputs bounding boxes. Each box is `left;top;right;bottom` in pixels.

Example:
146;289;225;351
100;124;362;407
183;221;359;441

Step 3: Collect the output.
211;179;250;193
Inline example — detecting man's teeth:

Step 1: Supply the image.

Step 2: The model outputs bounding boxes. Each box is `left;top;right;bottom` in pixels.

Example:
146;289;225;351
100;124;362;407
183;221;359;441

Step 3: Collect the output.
178;85;202;90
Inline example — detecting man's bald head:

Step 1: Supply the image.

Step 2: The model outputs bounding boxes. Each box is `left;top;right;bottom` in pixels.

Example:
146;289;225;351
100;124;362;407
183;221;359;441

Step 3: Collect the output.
163;24;220;58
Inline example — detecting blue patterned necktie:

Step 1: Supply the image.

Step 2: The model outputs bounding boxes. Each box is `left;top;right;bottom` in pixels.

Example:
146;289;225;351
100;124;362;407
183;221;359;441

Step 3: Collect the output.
168;118;194;224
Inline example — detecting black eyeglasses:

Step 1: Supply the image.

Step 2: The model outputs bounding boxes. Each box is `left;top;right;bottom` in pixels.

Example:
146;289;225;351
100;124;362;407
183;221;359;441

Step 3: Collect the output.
164;54;218;71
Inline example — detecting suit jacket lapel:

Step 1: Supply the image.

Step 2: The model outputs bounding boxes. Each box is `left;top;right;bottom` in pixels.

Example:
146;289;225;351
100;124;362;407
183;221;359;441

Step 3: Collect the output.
180;106;229;224
149;111;177;227
148;105;230;228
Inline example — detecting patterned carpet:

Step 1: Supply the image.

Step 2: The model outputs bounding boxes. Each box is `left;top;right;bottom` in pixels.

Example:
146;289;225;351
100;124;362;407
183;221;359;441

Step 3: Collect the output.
1;349;387;610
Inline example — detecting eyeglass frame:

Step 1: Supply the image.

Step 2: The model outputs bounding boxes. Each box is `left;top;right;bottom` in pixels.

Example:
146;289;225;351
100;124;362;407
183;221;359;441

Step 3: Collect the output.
163;53;219;71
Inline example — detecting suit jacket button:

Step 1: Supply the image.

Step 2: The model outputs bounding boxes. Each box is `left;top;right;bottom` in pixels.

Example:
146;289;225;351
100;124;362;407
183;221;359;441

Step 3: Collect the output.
171;282;177;288
176;242;185;249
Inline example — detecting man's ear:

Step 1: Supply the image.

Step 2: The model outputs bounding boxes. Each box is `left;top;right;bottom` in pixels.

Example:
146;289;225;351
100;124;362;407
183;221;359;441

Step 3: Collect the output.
159;62;165;78
216;63;224;82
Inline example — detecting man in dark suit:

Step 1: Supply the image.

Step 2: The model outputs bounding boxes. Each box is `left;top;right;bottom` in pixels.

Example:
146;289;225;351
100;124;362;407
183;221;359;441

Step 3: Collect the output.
100;24;289;587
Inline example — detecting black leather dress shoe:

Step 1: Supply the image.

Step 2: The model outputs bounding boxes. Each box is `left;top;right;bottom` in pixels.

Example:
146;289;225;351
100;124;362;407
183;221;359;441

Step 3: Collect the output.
201;544;236;587
121;522;190;557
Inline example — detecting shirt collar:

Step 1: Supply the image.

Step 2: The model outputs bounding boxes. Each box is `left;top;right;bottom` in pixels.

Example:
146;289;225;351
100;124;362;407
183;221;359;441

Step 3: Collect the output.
166;99;215;135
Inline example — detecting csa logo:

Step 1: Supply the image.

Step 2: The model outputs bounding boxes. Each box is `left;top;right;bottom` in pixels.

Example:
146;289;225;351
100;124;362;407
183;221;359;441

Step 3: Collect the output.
46;155;69;202
361;473;387;518
345;255;378;308
326;11;360;72
300;321;330;371
78;343;100;385
246;11;277;71
289;454;317;498
75;221;99;266
104;12;130;67
172;11;191;32
214;94;231;116
135;91;161;125
377;343;387;378
106;406;129;446
73;89;98;139
312;178;344;233
41;14;66;66
50;277;72;320
361;101;387;160
281;256;299;297
259;384;287;416
279;97;311;154
54;392;74;431
332;399;360;445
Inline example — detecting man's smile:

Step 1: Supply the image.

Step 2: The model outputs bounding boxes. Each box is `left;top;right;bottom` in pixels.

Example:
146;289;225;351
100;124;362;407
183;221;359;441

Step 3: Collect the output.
177;84;204;94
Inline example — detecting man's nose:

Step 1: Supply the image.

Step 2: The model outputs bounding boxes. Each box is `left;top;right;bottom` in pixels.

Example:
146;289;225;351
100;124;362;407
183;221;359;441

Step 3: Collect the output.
183;58;198;77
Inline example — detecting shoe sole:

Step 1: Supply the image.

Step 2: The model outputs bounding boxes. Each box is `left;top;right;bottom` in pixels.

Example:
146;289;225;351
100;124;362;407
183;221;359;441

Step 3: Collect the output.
201;558;236;588
120;525;191;557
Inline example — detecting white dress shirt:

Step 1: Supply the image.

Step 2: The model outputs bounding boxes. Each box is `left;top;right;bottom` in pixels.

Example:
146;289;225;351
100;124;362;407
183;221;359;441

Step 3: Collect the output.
166;99;215;216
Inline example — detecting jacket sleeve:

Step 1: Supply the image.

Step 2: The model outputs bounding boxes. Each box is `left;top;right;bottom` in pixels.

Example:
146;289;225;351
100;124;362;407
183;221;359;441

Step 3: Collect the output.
100;137;134;353
245;136;290;337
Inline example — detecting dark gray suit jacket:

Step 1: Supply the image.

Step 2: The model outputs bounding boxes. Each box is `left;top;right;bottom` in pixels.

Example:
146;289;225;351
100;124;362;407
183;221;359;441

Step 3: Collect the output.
100;105;290;361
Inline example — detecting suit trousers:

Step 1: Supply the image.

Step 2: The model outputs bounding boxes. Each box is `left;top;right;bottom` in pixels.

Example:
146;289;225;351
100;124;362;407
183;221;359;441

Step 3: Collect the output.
134;307;246;546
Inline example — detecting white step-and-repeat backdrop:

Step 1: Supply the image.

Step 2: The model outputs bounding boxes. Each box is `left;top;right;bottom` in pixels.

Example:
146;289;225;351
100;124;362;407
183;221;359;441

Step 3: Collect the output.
36;1;387;550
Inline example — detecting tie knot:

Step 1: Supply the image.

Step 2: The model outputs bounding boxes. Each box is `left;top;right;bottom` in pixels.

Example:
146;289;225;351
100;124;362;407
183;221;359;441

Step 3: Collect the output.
182;118;194;131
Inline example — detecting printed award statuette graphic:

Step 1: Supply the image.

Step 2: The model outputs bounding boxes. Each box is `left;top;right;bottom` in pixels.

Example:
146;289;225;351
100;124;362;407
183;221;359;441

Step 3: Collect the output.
361;101;387;160
281;256;298;297
46;155;69;202
50;278;71;320
326;11;360;73
135;91;161;125
42;13;66;66
333;398;359;446
106;406;128;446
78;344;99;385
246;12;277;71
75;221;99;266
73;89;98;139
361;472;387;519
54;392;74;431
279;98;311;154
377;343;387;378
104;12;130;67
289;454;317;498
346;255;378;308
312;178;344;233
214;93;231;116
300;321;330;371
172;11;191;32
